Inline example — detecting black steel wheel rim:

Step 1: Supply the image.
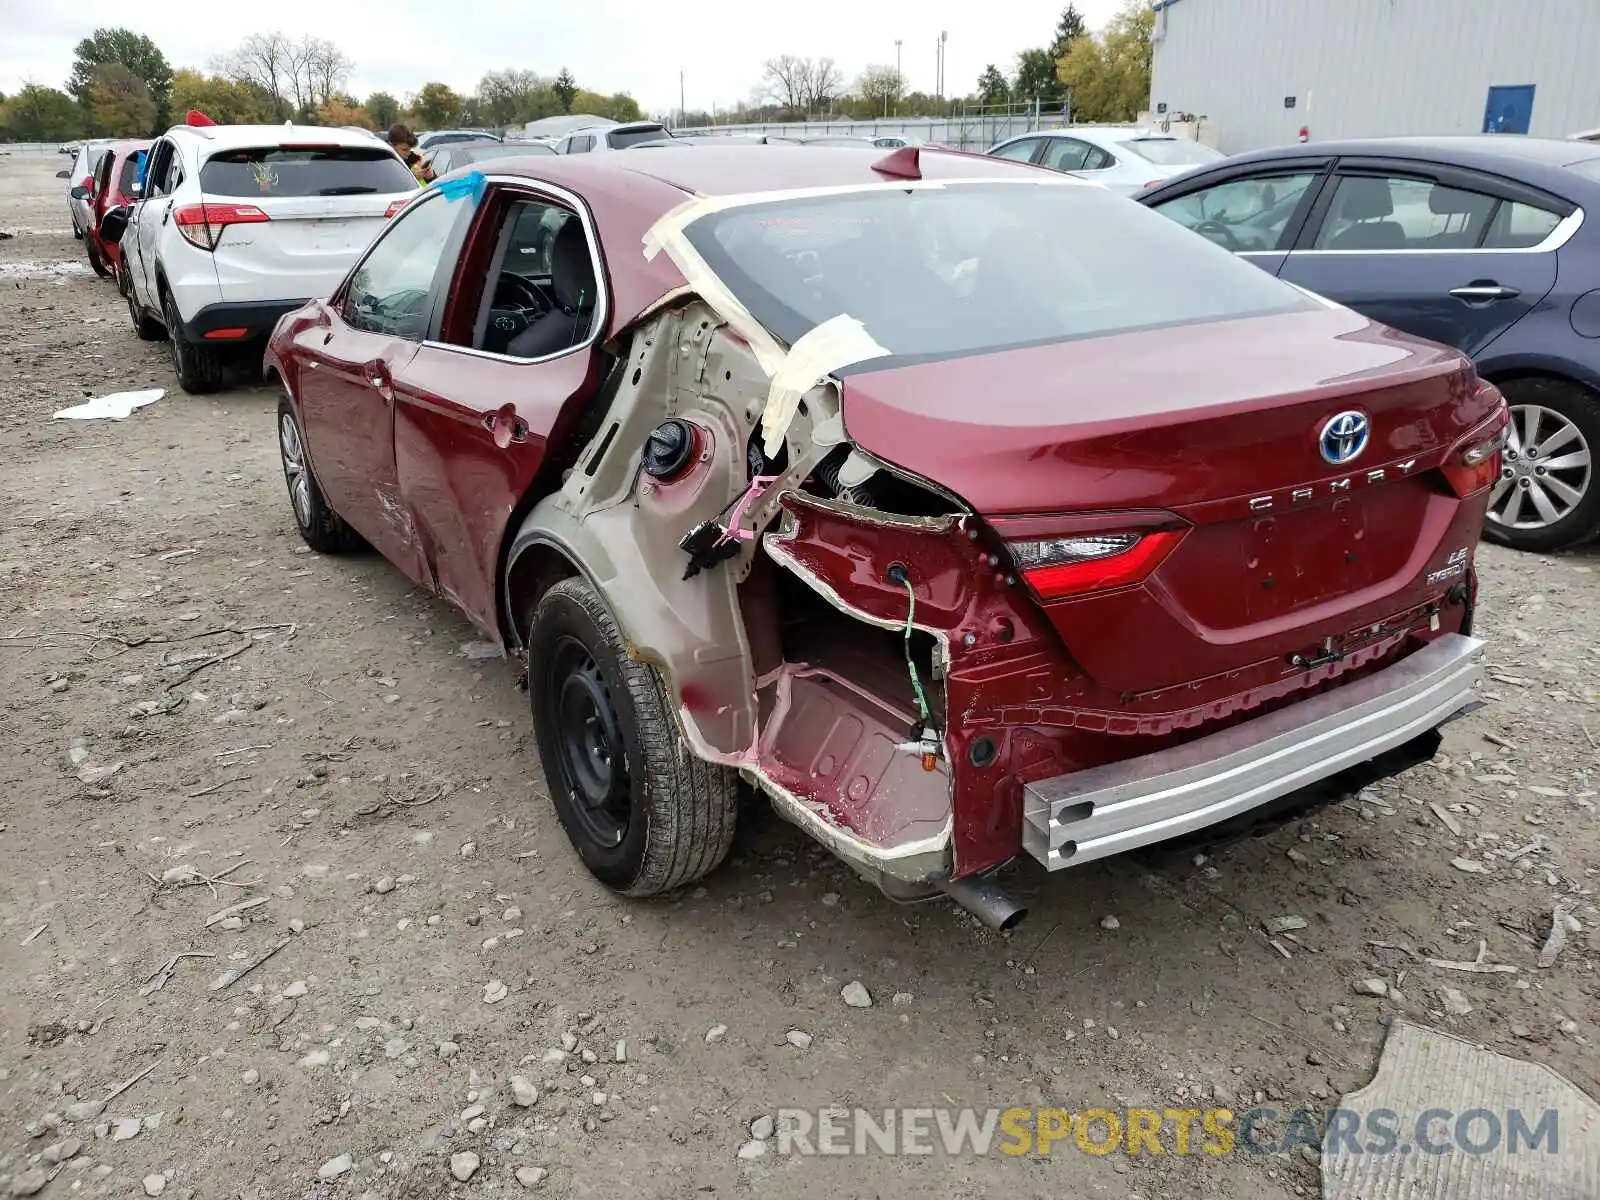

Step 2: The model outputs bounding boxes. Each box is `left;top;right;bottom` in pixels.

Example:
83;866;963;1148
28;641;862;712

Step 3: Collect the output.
165;296;185;375
547;634;630;848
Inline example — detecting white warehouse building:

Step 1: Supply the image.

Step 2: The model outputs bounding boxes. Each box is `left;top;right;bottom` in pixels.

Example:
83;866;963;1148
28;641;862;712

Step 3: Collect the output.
1148;0;1600;154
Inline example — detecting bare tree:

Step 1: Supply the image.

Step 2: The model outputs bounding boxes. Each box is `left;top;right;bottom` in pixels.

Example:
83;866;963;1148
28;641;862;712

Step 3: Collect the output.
855;65;905;115
760;55;807;114
217;32;293;118
799;57;844;114
303;38;354;110
218;33;353;120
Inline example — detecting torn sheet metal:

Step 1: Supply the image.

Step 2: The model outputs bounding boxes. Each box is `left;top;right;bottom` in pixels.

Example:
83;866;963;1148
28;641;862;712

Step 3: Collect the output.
1324;1019;1600;1200
53;389;164;421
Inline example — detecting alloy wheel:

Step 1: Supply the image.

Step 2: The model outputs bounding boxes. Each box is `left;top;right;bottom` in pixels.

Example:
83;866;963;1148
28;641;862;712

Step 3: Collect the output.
1488;403;1593;530
278;412;313;529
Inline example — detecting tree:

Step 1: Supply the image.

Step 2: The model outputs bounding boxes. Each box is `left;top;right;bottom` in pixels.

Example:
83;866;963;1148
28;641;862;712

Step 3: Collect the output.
0;83;82;141
88;63;157;135
303;39;354;113
170;68;275;124
68;28;173;121
571;89;643;122
218;33;293;118
855;65;905;117
217;33;350;121
1051;4;1088;57
316;98;371;128
479;70;554;128
410;82;463;128
365;91;400;128
1056;0;1155;122
1015;48;1062;107
760;55;807;115
799;57;844;114
977;64;1009;106
553;69;578;114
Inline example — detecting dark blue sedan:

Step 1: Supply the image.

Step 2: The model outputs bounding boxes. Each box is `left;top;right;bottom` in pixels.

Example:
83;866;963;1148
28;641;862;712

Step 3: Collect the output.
1137;136;1600;552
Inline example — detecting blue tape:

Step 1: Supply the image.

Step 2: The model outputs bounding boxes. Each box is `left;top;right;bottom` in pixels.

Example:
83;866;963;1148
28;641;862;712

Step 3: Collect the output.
432;169;486;205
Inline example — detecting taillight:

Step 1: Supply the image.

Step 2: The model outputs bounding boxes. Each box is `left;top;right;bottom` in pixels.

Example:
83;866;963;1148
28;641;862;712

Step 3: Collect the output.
384;198;408;218
1008;529;1185;600
1443;425;1508;496
1441;387;1511;497
173;202;270;250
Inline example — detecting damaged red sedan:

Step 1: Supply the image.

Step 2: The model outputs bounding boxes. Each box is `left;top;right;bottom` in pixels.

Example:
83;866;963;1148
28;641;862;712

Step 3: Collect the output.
265;146;1503;927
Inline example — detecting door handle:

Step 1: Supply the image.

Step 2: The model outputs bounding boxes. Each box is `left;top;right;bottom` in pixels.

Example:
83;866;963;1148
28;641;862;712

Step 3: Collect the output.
160;203;172;225
1449;283;1520;302
483;408;528;444
367;369;393;401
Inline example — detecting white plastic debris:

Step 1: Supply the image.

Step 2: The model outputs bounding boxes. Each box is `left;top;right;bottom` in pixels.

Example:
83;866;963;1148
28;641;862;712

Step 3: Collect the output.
53;389;164;421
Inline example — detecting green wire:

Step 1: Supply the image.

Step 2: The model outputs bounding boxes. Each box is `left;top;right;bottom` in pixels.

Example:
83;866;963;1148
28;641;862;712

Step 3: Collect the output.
902;579;931;727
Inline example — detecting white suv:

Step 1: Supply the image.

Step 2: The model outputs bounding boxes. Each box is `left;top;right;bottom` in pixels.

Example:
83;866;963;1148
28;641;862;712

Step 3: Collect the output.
554;122;672;154
103;123;418;393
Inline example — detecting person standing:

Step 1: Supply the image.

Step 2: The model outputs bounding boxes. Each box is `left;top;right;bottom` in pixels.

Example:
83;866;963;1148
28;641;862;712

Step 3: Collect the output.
389;124;432;183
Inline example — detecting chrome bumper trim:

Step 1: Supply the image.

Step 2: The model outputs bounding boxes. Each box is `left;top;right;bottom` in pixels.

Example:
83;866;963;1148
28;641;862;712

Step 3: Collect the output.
1022;635;1486;870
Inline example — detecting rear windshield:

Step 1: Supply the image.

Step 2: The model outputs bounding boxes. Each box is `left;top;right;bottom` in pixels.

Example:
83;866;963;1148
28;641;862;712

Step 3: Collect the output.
1120;138;1223;167
201;146;416;198
682;180;1312;362
461;142;555;162
607;127;668;149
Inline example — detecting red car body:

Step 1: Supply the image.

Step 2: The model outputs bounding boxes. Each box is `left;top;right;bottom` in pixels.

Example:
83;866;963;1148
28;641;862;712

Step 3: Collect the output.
266;147;1503;920
88;139;151;281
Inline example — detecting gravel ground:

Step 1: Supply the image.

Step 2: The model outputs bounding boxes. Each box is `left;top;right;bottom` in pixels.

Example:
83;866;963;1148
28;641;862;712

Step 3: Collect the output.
0;152;1596;1200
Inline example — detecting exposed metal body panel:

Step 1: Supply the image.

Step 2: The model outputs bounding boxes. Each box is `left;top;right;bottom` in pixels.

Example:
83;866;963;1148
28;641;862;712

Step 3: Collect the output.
1150;0;1600;153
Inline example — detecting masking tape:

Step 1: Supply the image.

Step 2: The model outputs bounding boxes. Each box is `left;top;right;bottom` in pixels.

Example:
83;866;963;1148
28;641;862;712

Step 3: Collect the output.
759;315;889;458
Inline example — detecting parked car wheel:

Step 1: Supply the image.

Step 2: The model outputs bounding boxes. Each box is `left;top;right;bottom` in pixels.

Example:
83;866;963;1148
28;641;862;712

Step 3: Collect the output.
1483;378;1600;552
277;395;361;554
85;237;112;279
162;290;223;394
527;577;739;896
126;279;163;341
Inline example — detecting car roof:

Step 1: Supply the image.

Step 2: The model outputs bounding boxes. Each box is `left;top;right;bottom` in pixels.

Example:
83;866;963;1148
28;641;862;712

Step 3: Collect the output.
1221;134;1600;176
164;124;389;152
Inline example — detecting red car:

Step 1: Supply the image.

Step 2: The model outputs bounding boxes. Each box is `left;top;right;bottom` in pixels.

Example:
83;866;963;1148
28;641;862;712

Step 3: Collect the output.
86;138;151;286
265;146;1505;926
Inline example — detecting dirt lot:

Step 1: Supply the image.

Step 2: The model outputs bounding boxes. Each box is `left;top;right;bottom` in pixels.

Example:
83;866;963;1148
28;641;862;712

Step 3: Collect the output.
0;151;1596;1200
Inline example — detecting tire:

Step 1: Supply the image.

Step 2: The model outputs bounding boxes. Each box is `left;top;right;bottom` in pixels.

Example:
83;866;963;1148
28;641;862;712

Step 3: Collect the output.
126;275;163;341
85;237;112;279
162;288;224;394
1482;377;1600;553
527;577;738;896
277;395;361;554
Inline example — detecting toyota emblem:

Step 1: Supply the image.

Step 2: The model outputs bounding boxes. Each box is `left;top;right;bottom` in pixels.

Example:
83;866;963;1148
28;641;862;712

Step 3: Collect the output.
1318;411;1370;466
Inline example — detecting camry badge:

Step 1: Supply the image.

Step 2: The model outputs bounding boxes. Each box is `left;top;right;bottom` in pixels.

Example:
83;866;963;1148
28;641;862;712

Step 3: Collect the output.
1319;411;1370;466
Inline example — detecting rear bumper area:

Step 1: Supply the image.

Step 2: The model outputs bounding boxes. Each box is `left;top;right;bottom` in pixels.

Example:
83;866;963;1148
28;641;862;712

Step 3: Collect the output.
182;299;307;344
1022;634;1485;870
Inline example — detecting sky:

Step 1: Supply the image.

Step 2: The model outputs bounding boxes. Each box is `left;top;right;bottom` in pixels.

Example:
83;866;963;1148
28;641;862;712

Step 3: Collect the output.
0;0;1123;115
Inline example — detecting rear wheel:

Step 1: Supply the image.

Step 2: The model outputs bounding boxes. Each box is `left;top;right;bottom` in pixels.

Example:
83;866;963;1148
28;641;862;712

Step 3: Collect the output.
1483;378;1600;553
527;578;738;896
162;289;223;394
126;276;163;341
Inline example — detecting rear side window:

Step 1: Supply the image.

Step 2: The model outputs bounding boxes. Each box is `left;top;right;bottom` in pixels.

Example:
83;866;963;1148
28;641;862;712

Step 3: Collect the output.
202;146;417;198
607;127;667;149
117;156;140;195
566;135;595;154
1313;175;1497;250
1481;200;1563;249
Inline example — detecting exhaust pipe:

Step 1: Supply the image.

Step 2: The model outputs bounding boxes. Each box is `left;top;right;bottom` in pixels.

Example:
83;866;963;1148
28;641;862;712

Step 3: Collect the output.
939;873;1028;931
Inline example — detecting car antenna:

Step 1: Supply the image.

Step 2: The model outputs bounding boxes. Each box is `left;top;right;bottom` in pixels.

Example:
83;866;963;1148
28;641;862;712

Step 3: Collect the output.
871;146;921;180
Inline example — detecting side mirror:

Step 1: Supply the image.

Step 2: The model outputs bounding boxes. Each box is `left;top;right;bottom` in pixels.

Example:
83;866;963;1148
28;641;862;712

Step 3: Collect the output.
70;184;90;201
98;206;132;245
56;169;71;179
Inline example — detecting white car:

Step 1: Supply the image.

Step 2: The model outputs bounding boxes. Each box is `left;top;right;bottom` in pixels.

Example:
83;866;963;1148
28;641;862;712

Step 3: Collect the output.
66;139;114;238
100;123;419;394
987;126;1225;195
553;121;673;153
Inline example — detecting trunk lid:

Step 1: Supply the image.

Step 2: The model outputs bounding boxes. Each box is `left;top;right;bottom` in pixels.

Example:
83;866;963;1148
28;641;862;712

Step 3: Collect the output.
837;305;1501;693
199;143;418;304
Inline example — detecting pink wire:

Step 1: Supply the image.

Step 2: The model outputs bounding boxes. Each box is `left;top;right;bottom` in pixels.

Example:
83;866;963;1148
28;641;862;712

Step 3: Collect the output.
718;475;781;544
